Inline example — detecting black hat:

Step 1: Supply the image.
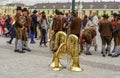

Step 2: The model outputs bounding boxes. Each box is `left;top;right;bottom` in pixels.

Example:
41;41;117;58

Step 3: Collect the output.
102;14;109;19
112;13;118;17
22;8;28;12
117;14;120;19
16;6;22;10
33;10;37;13
55;9;60;15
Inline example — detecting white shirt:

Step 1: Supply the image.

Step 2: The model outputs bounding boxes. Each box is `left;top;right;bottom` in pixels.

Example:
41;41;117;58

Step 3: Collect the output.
41;20;47;30
92;15;99;27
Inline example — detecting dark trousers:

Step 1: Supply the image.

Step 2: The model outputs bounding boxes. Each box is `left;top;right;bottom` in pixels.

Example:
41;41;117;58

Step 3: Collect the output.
101;36;112;45
9;36;14;43
40;29;46;45
35;27;37;38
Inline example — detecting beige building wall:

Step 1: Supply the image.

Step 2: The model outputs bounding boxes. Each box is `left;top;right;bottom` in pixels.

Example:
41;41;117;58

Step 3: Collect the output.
0;5;120;18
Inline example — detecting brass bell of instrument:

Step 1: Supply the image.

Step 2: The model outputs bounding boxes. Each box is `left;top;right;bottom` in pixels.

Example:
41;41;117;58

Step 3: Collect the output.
49;31;67;71
67;34;83;72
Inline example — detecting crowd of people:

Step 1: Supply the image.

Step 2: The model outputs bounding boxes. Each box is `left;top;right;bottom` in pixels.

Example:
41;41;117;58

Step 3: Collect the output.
0;6;120;58
50;9;120;58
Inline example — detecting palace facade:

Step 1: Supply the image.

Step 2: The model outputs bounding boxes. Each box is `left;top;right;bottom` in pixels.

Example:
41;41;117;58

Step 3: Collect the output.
0;2;120;18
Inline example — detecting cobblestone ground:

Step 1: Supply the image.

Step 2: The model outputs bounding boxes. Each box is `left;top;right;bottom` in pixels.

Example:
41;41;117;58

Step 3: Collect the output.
0;37;120;78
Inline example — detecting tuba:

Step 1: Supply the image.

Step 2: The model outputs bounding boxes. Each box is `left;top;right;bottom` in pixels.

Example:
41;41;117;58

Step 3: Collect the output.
67;34;83;71
49;31;67;70
49;31;83;71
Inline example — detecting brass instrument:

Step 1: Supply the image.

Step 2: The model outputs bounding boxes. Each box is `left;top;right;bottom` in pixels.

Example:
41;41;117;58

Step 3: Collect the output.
67;34;83;71
49;31;83;72
49;31;67;70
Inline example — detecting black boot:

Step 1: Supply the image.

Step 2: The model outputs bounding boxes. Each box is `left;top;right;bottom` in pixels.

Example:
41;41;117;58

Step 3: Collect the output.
14;49;19;52
18;50;25;53
7;41;11;44
85;52;92;55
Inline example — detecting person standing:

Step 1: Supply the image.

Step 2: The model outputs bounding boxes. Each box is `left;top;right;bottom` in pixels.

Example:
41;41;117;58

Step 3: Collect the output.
99;14;113;57
112;14;120;57
111;13;118;53
6;16;16;44
65;12;72;35
52;9;63;35
92;12;99;51
5;15;11;31
36;13;42;40
30;10;38;43
70;11;82;38
51;9;63;51
39;14;48;47
22;8;31;52
14;6;25;53
1;16;6;36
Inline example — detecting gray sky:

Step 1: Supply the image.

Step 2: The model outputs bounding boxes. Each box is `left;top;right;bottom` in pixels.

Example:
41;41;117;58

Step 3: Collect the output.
0;0;120;5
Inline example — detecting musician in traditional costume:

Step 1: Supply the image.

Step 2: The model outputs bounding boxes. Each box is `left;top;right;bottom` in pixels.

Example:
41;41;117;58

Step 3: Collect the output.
70;11;82;38
14;6;25;53
22;8;31;52
111;13;118;53
81;26;96;55
112;14;120;57
99;14;113;57
51;9;63;51
52;9;63;34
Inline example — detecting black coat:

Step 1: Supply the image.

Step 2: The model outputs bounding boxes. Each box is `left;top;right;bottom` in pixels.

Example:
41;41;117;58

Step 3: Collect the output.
31;14;38;34
8;25;16;38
